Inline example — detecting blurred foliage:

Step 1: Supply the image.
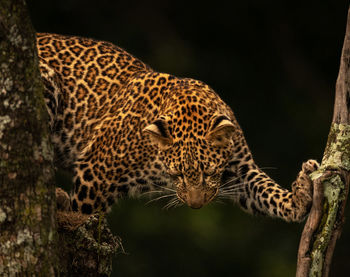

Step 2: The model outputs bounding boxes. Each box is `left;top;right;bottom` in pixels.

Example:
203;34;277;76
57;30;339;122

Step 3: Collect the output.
28;0;350;276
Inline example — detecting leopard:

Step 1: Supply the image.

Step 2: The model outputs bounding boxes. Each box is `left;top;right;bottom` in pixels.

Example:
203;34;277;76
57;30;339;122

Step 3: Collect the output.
37;33;319;222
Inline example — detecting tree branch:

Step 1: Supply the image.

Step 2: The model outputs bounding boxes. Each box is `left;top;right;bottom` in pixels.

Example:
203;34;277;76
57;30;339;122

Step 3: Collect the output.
296;173;325;277
296;5;350;277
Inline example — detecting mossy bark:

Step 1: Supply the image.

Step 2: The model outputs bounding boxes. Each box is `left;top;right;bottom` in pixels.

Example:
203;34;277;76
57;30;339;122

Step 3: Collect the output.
307;124;350;277
0;0;57;275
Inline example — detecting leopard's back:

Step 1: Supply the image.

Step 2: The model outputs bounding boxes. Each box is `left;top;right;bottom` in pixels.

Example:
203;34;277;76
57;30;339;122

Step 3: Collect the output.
37;33;151;166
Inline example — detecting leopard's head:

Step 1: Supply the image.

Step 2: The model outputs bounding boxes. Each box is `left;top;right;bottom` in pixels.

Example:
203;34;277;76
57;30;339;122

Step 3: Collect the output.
144;108;235;209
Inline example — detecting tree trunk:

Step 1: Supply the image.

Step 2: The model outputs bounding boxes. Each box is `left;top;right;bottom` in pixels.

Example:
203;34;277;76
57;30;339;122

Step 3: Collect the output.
296;5;350;277
0;1;121;276
0;0;57;275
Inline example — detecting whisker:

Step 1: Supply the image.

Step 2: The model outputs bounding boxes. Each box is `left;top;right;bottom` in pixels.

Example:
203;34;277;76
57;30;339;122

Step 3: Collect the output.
219;191;244;196
220;185;245;190
216;201;225;204
220;174;249;188
218;183;245;198
168;198;180;208
218;193;243;198
220;165;275;189
146;193;177;205
220;176;241;188
219;184;246;194
163;197;181;210
152;183;177;193
220;182;246;190
174;200;184;208
259;166;277;171
220;166;277;187
219;190;244;195
217;194;239;200
141;190;167;196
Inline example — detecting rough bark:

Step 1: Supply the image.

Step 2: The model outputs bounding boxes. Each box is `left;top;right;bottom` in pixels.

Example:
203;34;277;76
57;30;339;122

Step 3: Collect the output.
296;6;350;277
56;212;122;276
0;0;57;275
0;2;121;276
55;188;122;276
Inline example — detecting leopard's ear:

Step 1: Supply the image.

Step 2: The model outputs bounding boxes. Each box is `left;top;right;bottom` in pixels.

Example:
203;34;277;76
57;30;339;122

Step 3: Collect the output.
206;115;235;147
143;118;173;149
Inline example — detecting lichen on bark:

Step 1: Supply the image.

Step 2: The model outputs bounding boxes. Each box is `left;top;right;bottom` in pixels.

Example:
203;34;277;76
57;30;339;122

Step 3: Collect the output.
299;122;350;277
0;0;57;275
321;123;350;171
309;175;342;276
0;1;121;275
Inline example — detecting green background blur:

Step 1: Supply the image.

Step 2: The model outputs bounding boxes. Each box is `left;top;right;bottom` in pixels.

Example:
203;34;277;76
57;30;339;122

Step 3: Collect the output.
28;1;349;276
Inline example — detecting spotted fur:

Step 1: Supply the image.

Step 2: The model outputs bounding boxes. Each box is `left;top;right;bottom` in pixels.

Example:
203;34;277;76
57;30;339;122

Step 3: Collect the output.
37;33;318;221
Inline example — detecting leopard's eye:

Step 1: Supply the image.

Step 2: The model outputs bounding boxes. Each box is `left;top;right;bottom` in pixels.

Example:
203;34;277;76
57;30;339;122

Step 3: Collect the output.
168;168;183;178
175;172;184;179
203;168;216;177
203;172;213;178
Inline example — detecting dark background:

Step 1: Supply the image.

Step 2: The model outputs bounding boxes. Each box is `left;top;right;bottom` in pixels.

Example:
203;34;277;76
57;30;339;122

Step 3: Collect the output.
28;1;349;276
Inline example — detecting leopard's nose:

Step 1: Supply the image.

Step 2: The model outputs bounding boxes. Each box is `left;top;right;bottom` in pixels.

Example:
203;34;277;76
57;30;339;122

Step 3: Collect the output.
177;186;218;209
186;188;206;209
188;200;204;209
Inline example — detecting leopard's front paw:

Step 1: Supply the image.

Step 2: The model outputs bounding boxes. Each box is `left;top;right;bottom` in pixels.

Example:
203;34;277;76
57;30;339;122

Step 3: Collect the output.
291;160;319;221
294;159;319;200
301;159;319;175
